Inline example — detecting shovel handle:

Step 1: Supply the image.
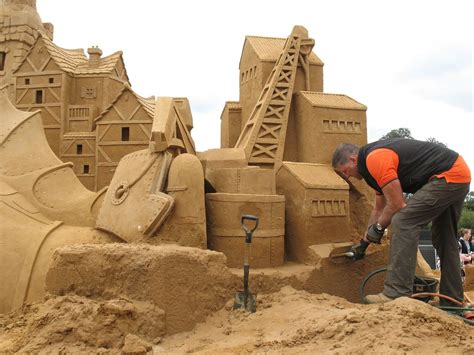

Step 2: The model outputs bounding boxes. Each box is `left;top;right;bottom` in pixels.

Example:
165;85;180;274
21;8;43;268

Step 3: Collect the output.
241;215;259;242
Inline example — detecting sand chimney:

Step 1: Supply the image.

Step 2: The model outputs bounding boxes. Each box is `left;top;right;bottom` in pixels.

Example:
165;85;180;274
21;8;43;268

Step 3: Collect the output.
87;46;102;67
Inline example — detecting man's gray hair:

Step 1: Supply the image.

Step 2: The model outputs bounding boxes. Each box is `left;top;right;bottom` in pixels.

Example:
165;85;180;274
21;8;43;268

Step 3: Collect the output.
331;143;360;168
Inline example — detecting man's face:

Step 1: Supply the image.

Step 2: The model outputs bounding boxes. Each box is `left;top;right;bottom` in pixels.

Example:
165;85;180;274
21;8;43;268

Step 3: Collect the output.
335;155;361;179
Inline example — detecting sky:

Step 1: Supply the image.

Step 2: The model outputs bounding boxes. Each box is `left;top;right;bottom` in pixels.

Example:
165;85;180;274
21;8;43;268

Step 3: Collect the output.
37;0;473;175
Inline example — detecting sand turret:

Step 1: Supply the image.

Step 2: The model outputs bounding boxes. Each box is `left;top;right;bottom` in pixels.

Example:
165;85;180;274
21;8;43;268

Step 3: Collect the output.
0;0;53;91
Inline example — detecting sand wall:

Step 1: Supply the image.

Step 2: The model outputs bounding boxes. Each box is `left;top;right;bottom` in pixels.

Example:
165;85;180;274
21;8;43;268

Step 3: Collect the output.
45;244;238;335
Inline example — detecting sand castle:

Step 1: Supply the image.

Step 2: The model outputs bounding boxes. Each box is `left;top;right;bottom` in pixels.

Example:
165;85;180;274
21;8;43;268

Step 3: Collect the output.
1;1;439;339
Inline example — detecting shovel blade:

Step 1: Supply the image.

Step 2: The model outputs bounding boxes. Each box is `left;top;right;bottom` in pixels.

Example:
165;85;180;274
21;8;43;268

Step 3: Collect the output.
233;291;257;313
329;244;355;264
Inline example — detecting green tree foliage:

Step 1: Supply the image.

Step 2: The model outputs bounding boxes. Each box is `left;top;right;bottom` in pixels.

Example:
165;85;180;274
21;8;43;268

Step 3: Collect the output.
465;191;474;211
379;129;448;147
425;137;447;147
459;209;474;229
379;128;413;140
459;192;474;229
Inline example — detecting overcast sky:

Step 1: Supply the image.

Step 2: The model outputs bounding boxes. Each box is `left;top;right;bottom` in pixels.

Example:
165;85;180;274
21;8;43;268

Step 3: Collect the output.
37;0;473;174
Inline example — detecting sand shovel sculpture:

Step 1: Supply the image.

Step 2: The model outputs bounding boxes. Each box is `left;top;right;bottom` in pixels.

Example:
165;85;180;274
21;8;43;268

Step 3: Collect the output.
233;214;259;313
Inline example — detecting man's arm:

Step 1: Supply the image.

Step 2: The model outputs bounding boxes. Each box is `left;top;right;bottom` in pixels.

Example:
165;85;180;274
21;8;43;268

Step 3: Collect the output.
363;179;406;244
378;179;406;228
368;194;386;225
362;194;386;242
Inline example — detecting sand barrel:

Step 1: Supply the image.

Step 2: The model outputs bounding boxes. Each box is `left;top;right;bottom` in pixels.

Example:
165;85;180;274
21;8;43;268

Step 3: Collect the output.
206;193;285;268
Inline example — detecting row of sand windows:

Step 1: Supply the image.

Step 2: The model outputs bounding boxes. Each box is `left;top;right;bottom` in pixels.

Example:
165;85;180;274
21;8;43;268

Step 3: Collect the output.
323;119;361;133
312;199;347;217
241;65;257;83
74;128;130;155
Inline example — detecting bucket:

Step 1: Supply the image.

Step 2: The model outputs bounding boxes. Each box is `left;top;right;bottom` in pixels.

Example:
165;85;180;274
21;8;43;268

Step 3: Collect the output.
413;275;439;302
206;193;285;268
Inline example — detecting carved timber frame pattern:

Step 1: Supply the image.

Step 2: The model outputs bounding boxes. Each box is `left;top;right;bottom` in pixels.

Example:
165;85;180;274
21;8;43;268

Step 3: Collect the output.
235;26;310;167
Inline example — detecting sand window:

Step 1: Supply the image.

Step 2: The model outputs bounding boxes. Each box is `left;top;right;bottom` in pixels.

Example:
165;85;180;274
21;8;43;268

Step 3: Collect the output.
121;127;130;141
49;77;54;84
83;164;90;174
25;78;30;85
77;144;83;155
0;52;5;71
35;90;43;104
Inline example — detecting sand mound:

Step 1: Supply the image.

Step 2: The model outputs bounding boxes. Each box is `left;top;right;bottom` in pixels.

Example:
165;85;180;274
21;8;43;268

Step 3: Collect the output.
45;243;239;334
160;286;474;354
0;295;163;353
3;286;473;353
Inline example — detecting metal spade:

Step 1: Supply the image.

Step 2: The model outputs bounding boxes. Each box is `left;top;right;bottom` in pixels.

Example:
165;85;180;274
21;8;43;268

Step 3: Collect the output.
233;214;258;313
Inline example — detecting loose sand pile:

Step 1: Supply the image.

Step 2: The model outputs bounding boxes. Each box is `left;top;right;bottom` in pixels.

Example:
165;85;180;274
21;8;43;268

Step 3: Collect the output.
0;295;163;353
1;286;473;354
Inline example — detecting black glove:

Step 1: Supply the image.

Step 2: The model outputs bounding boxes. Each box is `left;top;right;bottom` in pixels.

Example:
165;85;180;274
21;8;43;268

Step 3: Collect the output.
366;223;385;244
350;239;370;260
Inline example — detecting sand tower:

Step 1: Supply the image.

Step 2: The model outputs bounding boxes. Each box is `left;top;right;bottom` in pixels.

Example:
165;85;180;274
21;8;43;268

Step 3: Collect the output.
0;0;53;89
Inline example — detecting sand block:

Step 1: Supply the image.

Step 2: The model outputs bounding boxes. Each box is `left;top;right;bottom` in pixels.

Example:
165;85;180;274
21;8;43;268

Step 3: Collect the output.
206;193;285;268
206;166;275;194
220;101;242;148
276;162;351;263
45;243;237;335
198;148;247;171
156;153;207;248
293;92;367;164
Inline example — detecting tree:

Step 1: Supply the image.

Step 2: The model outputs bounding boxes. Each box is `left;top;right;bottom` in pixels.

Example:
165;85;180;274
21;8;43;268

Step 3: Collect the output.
465;191;474;212
459;210;474;229
459;192;474;229
379;128;413;140
425;137;447;147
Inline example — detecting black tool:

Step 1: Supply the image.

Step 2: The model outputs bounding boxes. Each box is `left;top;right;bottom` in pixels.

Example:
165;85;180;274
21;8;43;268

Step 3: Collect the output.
233;214;258;313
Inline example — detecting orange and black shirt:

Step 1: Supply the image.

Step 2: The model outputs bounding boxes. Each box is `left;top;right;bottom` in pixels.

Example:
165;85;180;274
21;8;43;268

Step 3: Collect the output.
357;138;471;194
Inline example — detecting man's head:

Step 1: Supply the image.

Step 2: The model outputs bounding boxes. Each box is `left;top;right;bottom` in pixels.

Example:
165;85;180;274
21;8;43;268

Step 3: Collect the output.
331;143;362;179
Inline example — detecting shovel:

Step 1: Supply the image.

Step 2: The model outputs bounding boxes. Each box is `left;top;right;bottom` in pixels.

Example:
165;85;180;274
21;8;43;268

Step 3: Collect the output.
233;214;258;313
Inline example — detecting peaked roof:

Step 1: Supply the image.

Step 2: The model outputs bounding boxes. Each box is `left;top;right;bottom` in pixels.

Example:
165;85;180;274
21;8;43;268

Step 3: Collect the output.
38;33;87;73
299;92;367;111
280;162;349;190
242;35;324;66
75;51;126;76
14;32;129;81
95;84;155;123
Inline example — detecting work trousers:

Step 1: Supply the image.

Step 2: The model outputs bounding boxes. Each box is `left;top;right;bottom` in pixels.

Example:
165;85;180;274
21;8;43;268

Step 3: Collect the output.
383;178;470;304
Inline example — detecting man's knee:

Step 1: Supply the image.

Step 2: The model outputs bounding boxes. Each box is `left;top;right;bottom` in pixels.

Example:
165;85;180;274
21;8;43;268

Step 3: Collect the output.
392;211;410;229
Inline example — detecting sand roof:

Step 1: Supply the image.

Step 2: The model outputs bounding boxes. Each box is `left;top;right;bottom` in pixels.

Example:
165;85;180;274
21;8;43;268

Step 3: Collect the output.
244;36;323;65
39;34;87;73
95;85;155;123
299;92;367;111
14;33;128;79
280;162;349;189
75;51;125;76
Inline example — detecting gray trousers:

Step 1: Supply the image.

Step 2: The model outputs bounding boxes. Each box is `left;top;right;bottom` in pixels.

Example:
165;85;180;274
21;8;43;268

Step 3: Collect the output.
383;178;470;304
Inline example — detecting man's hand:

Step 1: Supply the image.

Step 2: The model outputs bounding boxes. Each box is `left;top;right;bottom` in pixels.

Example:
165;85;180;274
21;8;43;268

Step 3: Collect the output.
366;223;384;244
350;239;370;260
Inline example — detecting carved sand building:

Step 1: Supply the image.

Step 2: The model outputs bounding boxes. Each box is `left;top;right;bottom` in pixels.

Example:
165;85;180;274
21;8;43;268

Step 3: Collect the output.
208;26;372;265
1;0;166;191
1;1;393;323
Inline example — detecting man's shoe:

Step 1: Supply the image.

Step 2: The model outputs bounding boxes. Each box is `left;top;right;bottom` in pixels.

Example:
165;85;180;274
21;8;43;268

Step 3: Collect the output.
365;292;394;304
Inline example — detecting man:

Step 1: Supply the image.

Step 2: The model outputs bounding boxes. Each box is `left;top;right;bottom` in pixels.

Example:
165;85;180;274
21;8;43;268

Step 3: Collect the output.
332;138;471;304
459;228;472;264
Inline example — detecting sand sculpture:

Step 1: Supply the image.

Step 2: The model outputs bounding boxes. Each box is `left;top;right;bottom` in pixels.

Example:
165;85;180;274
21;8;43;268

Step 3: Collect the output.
2;2;443;342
